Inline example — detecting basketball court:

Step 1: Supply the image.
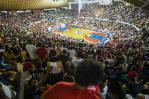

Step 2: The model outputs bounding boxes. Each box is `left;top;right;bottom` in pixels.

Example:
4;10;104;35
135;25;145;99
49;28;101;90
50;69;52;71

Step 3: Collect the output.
53;24;109;44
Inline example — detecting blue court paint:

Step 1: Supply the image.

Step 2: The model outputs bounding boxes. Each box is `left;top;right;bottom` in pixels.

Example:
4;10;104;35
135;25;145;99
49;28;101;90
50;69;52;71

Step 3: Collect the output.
58;27;67;31
90;34;105;40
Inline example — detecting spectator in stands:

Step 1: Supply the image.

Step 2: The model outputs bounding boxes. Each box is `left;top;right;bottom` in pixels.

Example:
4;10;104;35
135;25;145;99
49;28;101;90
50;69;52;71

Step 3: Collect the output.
0;81;16;99
42;59;103;99
25;40;37;60
45;49;63;85
71;49;84;66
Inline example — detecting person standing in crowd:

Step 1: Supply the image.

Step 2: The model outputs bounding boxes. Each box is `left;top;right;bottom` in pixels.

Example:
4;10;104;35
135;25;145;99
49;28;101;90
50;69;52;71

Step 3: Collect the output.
25;40;38;60
0;81;16;99
42;59;103;99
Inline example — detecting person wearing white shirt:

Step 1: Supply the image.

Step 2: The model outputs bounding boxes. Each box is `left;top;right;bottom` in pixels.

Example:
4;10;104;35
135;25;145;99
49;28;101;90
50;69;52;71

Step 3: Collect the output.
46;61;63;85
69;49;76;59
25;44;38;60
71;56;83;67
0;82;16;99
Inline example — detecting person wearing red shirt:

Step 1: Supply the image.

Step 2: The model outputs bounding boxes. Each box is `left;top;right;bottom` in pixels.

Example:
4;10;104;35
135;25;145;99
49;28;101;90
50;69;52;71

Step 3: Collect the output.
36;47;48;59
42;59;103;99
128;67;137;78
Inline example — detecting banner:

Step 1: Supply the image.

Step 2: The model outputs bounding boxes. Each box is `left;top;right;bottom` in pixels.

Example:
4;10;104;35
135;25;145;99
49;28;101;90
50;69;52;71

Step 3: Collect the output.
99;0;112;5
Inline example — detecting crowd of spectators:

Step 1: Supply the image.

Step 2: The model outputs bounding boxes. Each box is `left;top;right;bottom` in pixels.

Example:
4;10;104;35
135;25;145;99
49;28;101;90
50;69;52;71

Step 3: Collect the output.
83;1;149;28
0;1;149;99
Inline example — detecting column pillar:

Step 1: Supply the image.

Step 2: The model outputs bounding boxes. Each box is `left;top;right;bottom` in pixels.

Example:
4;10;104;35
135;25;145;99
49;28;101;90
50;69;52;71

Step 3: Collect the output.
78;0;82;13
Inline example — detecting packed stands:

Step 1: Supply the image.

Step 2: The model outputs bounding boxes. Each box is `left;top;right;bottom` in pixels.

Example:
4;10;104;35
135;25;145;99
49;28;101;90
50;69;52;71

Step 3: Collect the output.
0;1;149;99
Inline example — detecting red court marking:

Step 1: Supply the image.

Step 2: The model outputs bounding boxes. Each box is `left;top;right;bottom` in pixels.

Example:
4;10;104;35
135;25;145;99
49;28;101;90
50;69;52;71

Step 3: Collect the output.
53;30;63;33
92;32;106;36
84;35;100;44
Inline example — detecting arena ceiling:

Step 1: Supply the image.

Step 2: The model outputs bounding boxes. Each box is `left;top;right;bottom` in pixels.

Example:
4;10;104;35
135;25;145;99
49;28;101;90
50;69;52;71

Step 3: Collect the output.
0;0;68;11
0;0;149;11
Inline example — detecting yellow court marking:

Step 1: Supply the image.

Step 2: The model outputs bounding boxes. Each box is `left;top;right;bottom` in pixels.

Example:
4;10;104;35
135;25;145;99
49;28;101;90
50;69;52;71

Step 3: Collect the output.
63;27;92;40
